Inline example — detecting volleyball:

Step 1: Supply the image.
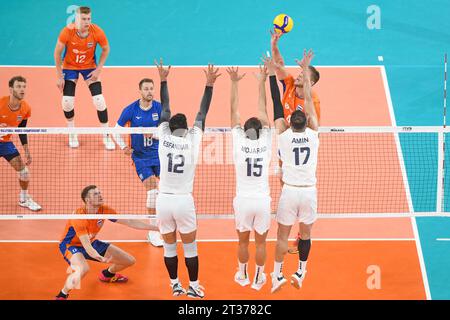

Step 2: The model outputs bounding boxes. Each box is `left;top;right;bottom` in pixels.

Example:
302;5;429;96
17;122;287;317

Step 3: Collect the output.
273;14;294;34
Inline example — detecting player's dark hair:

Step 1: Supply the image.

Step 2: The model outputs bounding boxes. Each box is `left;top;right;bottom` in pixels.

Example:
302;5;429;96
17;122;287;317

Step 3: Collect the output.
309;66;320;85
8;76;26;88
169;113;188;135
77;6;91;14
139;78;154;89
81;185;97;203
244;117;262;140
290;110;307;131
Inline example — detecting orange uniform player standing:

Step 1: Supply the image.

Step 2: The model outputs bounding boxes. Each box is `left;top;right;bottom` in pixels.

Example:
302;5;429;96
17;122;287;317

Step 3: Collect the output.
270;29;321;254
0;76;41;211
54;6;115;150
56;185;159;300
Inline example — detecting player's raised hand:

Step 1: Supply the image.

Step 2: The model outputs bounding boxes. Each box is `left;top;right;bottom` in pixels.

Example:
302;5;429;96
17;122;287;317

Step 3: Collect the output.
261;53;278;76
254;63;269;82
154;58;171;81
226;67;245;82
270;28;283;46
204;64;221;86
295;49;314;69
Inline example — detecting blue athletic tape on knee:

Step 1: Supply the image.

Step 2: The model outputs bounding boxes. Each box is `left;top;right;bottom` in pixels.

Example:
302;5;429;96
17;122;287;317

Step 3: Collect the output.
146;189;158;209
163;242;177;258
18;167;29;181
183;241;198;258
63;80;76;96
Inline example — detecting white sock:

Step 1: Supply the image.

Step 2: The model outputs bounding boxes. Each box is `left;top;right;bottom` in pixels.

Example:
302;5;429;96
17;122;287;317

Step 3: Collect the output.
101;122;110;137
170;278;179;285
238;261;248;277
67;119;75;128
20;190;28;202
298;260;307;274
189;280;199;288
254;265;265;282
274;261;283;277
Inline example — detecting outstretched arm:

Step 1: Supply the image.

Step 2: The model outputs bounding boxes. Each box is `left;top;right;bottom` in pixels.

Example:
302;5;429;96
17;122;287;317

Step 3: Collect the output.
116;219;159;231
255;63;270;127
194;64;221;130
226;67;245;128
155;58;172;123
296;50;318;131
264;55;288;134
270;29;289;80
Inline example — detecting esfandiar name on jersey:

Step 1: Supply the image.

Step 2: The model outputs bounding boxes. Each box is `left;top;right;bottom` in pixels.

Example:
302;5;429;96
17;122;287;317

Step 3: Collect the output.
291;137;309;144
241;146;267;154
163;140;189;150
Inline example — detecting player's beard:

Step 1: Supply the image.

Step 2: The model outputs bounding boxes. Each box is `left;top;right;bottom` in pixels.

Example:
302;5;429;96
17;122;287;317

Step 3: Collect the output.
12;91;24;100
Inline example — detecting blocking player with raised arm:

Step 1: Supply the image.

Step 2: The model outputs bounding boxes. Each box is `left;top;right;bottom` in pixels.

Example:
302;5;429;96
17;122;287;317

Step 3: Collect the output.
156;62;220;299
112;67;165;248
271;30;321;254
54;6;115;150
0;76;41;211
56;185;159;300
227;64;272;291
269;50;319;293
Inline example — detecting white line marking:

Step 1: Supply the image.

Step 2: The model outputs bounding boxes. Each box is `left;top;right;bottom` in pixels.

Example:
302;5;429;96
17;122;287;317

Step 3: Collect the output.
381;65;432;300
0;65;383;69
0;238;416;243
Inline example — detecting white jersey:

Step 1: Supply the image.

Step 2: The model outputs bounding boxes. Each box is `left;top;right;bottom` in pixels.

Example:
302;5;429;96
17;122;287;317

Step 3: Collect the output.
232;126;272;197
158;122;202;194
278;127;319;186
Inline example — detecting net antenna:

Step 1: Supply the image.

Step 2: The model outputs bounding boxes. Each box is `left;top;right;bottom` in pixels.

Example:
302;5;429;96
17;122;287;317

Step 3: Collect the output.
441;53;447;212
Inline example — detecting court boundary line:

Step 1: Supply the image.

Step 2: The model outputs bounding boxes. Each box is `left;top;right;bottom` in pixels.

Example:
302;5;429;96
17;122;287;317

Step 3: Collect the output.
381;65;432;300
0;212;447;220
0;65;383;68
0;238;417;243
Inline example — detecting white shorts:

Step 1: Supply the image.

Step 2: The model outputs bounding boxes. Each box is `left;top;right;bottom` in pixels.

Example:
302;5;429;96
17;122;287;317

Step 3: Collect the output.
156;193;197;234
276;185;317;226
233;195;271;235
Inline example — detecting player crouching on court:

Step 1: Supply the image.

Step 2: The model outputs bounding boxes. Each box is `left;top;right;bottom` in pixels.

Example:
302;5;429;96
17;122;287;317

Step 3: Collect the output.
155;60;220;299
0;76;41;211
56;185;159;300
269;50;319;293
226;63;272;291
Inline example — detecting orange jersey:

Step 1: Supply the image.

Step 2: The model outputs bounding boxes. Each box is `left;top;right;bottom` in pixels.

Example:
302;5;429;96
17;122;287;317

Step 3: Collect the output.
58;23;108;70
0;96;31;142
282;74;321;124
59;205;117;247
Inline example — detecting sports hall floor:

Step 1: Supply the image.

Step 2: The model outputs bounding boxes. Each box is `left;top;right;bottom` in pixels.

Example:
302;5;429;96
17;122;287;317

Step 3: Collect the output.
0;0;449;299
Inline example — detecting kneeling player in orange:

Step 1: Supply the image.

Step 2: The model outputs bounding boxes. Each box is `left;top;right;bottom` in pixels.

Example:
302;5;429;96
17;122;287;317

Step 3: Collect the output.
56;185;159;300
